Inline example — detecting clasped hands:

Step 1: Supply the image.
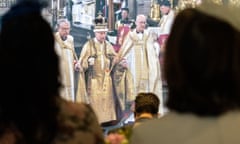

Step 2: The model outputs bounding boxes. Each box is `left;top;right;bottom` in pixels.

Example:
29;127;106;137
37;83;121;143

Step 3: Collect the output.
74;57;95;72
74;62;82;72
75;56;128;72
113;56;128;68
86;56;128;68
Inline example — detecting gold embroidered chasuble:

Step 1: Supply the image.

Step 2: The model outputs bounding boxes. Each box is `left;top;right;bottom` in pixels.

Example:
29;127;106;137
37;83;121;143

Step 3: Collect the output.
112;63;135;116
76;39;117;123
118;30;164;115
55;32;77;102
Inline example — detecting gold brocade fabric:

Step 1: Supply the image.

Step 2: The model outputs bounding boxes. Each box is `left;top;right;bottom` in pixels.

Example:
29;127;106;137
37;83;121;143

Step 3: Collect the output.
112;64;135;113
118;30;164;115
129;33;149;92
229;0;240;7
76;70;89;103
76;39;117;123
55;32;76;102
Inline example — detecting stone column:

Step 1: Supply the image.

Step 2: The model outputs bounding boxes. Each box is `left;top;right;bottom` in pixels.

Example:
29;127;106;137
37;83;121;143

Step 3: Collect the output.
128;0;137;19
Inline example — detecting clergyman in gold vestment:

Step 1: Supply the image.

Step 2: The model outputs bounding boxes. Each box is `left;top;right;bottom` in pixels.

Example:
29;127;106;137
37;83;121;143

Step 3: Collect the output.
55;19;77;102
118;14;164;115
75;14;118;123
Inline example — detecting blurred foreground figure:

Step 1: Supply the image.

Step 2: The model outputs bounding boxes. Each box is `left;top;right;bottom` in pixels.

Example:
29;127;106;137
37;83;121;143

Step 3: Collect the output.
131;3;240;144
0;1;104;144
105;92;160;144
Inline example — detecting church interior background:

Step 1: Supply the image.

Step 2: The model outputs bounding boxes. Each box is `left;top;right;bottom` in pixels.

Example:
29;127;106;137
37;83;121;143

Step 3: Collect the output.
0;0;239;104
1;0;240;53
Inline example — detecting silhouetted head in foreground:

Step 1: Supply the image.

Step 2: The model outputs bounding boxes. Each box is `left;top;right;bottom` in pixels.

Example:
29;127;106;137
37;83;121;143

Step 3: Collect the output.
165;7;240;117
0;1;61;143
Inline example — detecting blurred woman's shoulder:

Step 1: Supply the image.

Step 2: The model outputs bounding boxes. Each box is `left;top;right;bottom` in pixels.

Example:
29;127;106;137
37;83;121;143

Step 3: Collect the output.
0;98;105;144
54;98;105;144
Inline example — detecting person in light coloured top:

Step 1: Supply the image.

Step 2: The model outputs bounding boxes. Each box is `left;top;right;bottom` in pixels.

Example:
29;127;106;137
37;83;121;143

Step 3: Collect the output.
131;4;240;144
